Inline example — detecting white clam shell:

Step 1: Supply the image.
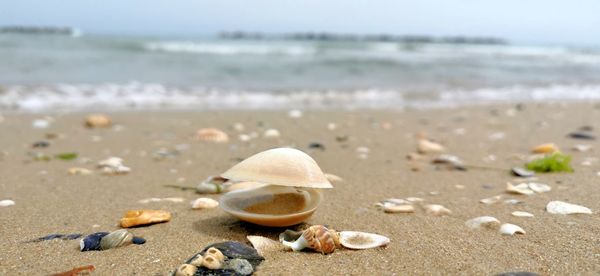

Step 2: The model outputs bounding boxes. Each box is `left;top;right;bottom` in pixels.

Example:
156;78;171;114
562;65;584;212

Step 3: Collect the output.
465;216;501;229
191;198;219;209
506;183;535;195
546;201;592;215
499;223;526;235
528;183;551;193
247;235;283;256
512;211;534;217
480;195;503;205
221;148;332;189
339;231;390;250
0;199;15;207
424;204;451;216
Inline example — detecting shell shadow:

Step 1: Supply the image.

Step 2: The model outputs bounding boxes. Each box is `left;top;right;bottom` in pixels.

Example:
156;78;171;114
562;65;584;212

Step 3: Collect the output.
192;215;308;241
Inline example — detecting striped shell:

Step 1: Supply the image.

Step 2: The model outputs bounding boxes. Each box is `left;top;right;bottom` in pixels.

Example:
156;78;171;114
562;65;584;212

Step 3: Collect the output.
302;225;339;254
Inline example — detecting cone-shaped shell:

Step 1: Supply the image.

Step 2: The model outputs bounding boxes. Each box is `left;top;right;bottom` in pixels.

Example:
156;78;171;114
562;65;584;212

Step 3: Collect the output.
221;148;332;189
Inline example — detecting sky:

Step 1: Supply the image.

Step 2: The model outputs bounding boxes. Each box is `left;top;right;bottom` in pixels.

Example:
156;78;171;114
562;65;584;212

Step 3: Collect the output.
1;0;599;46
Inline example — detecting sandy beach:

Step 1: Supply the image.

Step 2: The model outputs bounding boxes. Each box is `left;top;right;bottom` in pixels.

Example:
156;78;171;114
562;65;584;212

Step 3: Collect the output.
1;102;599;275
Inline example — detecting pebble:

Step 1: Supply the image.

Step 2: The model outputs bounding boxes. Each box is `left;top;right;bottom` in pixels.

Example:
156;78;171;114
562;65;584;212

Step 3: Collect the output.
191;198;219;209
0;199;15;207
499;223;526;235
546;201;592;215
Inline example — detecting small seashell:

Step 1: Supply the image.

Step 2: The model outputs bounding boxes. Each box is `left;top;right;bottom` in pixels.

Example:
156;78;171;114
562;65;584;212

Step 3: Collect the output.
512;211;534;217
97;157;130;175
571;144;592;152
327;123;337;130
80;232;109;251
480;195;503;205
281;225;339;254
0;199;15;207
201;254;222;270
196;175;228;194
431;154;466;170
238;134;251;142
546;201;592;215
32;119;50;129
223;259;254;276
506;182;535;195
405;197;424;203
567;131;595;140
324;173;343;182
499;223;526;235
503;199;523;205
528;182;551;193
247;235;283;256
417;139;445;154
195;128;229;143
175;264;197;276
288;109;303;118
68;167;92;175
206;247;225;262
85;114;111;128
338;231;390;250
191;198;219;209
119;210;171;228
465;216;501;229
511;167;534;178
263;129;280;138
233;123;245;132
531;143;558;154
423;204;452;216
383;204;414;213
100;229;134;250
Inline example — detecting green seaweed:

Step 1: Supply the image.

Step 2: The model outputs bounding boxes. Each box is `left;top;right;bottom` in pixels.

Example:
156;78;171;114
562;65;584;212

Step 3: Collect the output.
55;152;78;161
526;152;573;173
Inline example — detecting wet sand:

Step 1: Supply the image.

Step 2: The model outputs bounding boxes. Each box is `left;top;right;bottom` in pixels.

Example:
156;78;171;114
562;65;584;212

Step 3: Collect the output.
1;103;599;275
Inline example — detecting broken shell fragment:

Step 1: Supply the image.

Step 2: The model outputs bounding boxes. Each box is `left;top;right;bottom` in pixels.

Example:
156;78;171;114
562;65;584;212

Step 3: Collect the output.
100;229;134;250
528;183;551;193
175;264;197;276
432;154;466;170
119;210;171;228
512;211;534;217
263;129;281;138
466;216;501;229
506;183;535;195
480;195;503;205
324;173;343;183
247;235;283;256
196;176;228;194
338;231;390;250
572;144;592;152
499;223;526;235
191;198;219;209
85;114;111;128
281;225;339;254
0;199;15;207
383;204;414;213
546;201;592;215
417;139;445;154
424;204;452;216
97;157;131;175
511;167;535;177
195;128;229;143
532;143;558;154
68;167;93;175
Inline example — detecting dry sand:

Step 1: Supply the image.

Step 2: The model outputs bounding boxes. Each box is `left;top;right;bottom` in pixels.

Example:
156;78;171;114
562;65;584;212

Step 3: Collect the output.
0;103;599;275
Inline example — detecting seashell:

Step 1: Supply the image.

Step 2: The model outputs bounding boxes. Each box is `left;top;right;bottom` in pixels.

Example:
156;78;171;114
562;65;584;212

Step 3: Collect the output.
263;129;280;138
27;233;82;243
567;131;595;140
221;148;332;189
528;182;551;193
247;235;283;256
201;254;223;270
97;157;131;175
225;181;264;192
67;167;92;175
288;109;303;118
100;229;133;250
338;231;390;250
417;139;445;154
465;216;501;229
85;114;111;128
512;211;534;217
324;173;343;182
308;142;325;151
423;204;451;216
405;197;424;203
531;143;558;154
80;232;109;251
220;185;321;227
196;175;228;194
0;199;15;207
195;128;229;143
503;199;523;205
233;123;245;132
223;259;254;276
238;134;252;142
175;264;197;276
206;247;225;262
327;123;337;130
571;144;592;152
32;119;50;129
382;204;414;213
499;223;526;235
511;167;534;178
480;195;503;205
119;210;171;228
431;154;466;170
506;182;535;195
180;241;264;275
191;198;219;209
281;225;339;254
546;201;592;215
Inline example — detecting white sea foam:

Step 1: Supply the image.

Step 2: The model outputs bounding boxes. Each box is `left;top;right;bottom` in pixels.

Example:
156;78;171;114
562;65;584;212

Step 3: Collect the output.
2;82;600;113
144;41;314;56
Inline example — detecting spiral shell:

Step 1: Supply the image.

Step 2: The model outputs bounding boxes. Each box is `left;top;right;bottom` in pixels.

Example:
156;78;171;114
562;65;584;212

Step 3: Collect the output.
300;225;339;254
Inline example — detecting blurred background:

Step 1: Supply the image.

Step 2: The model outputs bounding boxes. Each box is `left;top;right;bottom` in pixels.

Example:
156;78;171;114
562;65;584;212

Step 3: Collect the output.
1;0;600;111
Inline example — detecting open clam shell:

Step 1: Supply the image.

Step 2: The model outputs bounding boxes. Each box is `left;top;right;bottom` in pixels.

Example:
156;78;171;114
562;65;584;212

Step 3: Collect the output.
221;148;332;189
219;185;322;227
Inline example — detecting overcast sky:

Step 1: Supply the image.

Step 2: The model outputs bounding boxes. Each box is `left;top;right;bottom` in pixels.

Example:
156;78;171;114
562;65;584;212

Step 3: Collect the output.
1;0;599;46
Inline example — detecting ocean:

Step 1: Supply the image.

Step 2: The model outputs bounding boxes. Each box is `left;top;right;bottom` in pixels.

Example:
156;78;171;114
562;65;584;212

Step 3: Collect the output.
1;34;600;112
